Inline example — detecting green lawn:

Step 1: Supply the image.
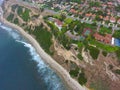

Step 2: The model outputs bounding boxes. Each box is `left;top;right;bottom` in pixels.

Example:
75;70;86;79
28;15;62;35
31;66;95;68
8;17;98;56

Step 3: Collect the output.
99;27;112;35
16;5;30;22
64;18;73;24
113;30;120;39
89;40;119;52
20;8;30;22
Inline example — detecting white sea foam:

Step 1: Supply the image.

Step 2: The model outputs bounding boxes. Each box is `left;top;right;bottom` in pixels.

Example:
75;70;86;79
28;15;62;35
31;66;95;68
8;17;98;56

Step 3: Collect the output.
16;40;65;90
1;25;22;40
0;24;66;90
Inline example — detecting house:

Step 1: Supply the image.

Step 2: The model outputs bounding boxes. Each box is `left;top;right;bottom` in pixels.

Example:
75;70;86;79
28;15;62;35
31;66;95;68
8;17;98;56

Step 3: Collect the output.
85;13;92;17
70;9;77;14
110;17;116;23
93;33;112;44
54;19;63;30
117;19;120;24
99;15;103;19
92;14;96;19
83;28;92;36
107;2;113;5
79;12;83;15
104;34;112;44
104;16;109;21
94;33;104;42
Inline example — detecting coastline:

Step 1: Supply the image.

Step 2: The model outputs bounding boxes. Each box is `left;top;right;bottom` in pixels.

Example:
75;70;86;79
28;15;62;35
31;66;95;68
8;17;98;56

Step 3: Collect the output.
0;17;88;90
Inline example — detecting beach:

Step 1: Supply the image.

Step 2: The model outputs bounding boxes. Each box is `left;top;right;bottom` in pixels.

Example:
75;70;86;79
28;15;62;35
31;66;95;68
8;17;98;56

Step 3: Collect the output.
0;16;88;90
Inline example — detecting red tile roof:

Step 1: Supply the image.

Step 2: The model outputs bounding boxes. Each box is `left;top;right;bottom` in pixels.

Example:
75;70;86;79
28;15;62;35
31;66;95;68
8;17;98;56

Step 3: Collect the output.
117;19;120;24
94;33;112;44
55;19;63;26
104;16;109;21
85;13;92;17
110;17;116;23
70;9;77;14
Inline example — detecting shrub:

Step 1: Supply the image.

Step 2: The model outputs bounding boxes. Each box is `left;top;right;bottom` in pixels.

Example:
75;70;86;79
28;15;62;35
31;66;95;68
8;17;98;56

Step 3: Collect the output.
87;46;100;59
78;72;87;85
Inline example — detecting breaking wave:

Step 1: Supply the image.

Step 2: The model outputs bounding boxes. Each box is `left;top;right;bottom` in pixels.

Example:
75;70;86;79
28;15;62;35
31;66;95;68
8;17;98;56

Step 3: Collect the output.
0;24;66;90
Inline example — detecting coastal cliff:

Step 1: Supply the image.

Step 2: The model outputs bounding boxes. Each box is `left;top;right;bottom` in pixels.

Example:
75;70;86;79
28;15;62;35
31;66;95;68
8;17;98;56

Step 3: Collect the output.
1;0;120;90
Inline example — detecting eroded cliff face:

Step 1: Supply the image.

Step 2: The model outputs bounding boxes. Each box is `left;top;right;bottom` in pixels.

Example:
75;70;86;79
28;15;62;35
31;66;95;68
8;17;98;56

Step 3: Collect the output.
3;0;120;90
81;47;120;90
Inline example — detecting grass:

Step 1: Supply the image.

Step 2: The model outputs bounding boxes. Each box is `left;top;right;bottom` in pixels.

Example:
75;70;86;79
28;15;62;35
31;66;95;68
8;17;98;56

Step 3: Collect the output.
113;30;120;39
64;18;73;24
99;27;112;35
29;26;53;55
20;8;30;22
16;5;30;22
90;39;119;52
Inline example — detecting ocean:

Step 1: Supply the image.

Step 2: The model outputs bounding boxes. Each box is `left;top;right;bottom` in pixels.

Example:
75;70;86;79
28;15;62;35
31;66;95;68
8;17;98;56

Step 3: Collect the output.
0;24;67;90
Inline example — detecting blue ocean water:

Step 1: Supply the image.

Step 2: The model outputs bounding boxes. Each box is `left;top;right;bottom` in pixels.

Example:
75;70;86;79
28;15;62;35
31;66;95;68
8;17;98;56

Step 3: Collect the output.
0;24;66;90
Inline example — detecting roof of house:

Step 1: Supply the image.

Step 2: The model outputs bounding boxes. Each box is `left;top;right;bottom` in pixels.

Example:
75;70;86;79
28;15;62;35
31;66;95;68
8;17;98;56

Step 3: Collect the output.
94;33;112;44
70;9;77;14
110;17;116;23
104;16;109;21
55;19;63;26
94;33;104;41
117;19;120;23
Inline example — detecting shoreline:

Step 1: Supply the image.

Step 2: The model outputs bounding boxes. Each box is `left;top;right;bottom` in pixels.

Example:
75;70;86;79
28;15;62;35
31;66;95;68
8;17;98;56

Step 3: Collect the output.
0;17;88;90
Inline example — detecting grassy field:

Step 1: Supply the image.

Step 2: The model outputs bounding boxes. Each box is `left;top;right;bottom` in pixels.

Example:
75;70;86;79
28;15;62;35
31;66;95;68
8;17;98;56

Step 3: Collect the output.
90;39;119;52
16;5;30;21
26;26;53;55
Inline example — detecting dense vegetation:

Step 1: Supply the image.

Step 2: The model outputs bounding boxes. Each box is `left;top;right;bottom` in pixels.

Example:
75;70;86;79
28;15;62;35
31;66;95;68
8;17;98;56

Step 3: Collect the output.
78;72;87;85
87;46;100;59
69;67;79;77
99;27;112;35
32;26;53;55
113;30;120;39
12;4;30;22
115;69;120;74
102;51;108;57
7;13;14;21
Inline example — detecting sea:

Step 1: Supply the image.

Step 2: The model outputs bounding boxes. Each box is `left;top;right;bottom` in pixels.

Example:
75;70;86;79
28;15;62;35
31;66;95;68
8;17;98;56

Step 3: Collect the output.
0;23;67;90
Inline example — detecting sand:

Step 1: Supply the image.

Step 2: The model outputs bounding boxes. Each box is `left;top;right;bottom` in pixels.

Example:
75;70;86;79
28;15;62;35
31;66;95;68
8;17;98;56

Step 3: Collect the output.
0;16;89;90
